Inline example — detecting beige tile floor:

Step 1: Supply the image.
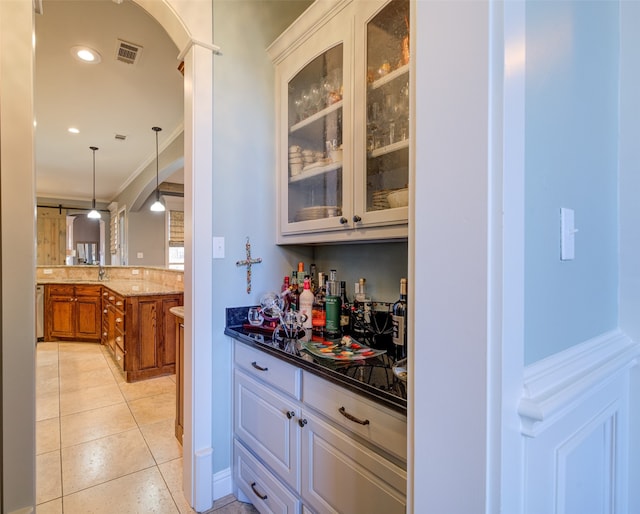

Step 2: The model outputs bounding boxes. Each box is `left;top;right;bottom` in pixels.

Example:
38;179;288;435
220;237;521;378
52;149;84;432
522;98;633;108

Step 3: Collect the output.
36;341;258;514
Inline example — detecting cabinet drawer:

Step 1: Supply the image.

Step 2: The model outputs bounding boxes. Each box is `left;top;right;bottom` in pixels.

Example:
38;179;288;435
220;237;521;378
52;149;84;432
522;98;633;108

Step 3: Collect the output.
300;408;406;514
234;369;300;491
48;284;74;296
234;342;301;399
114;345;125;371
75;284;102;296
234;439;300;514
303;371;407;461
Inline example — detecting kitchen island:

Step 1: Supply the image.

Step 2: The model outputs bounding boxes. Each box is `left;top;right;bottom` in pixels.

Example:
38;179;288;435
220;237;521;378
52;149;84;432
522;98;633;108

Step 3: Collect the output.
37;266;184;382
226;306;407;513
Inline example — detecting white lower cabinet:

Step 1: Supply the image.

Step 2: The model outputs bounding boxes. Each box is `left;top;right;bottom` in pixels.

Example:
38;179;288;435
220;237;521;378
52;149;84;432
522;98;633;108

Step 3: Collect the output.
233;341;407;514
299;408;406;514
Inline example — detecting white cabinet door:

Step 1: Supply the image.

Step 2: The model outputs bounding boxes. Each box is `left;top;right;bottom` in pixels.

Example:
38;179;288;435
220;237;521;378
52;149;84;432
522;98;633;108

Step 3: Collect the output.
299;409;406;514
234;369;300;491
353;0;410;228
275;5;354;238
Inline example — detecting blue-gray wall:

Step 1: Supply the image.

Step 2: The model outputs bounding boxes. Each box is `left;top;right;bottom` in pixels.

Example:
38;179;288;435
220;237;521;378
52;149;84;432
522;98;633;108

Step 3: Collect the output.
524;0;619;364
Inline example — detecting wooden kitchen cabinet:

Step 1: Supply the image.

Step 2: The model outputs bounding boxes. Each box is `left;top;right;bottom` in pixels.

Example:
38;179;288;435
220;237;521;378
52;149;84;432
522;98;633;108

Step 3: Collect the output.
233;340;406;513
268;0;410;244
45;284;102;341
101;288;182;382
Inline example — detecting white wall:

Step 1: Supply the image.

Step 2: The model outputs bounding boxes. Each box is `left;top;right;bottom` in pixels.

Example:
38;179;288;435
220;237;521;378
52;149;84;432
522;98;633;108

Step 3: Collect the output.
0;0;36;511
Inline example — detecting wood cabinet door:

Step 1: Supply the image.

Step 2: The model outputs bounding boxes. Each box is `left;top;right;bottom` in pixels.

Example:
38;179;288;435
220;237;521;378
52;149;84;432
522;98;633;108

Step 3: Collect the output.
133;297;160;371
76;295;101;340
48;295;75;338
161;296;181;366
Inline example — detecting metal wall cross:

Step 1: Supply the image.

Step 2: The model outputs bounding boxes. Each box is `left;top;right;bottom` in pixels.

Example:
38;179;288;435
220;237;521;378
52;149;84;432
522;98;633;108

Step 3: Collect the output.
236;237;262;294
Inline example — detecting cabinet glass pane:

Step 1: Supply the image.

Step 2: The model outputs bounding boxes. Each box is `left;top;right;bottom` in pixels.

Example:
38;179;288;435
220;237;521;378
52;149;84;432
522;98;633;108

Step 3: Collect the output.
366;0;409;213
287;44;343;224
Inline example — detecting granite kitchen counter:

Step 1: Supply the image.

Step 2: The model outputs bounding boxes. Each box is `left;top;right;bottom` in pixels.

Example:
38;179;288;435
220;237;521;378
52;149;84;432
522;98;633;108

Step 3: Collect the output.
225;306;407;414
37;278;183;297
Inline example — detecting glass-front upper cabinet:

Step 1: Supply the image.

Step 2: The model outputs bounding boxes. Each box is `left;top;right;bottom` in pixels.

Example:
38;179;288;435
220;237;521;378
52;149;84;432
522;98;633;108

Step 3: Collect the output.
269;0;409;243
355;0;410;225
287;44;345;228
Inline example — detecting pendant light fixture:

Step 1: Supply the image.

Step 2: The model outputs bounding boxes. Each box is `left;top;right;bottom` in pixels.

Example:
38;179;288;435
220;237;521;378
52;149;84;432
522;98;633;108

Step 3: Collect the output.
87;146;101;219
150;126;165;212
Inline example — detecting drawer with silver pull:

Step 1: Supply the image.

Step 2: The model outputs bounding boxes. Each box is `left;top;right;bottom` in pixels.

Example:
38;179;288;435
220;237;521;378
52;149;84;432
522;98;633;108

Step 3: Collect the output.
234;341;301;399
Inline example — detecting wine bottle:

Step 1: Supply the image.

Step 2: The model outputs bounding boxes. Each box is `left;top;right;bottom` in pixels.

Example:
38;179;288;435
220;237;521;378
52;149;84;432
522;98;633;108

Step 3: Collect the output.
339;281;351;336
312;273;326;339
324;269;341;339
391;278;407;359
289;270;299;311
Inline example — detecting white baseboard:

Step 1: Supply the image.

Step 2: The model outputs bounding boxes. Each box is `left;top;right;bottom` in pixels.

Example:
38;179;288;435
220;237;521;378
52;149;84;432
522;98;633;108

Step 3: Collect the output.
213;467;233;500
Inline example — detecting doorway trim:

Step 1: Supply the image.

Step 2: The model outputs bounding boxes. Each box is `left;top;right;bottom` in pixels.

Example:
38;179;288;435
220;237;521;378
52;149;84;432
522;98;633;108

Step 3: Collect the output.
131;2;214;511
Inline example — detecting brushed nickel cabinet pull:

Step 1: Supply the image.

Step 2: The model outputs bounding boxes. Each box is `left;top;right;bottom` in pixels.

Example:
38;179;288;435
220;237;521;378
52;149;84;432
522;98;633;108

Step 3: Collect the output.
339;406;370;425
250;482;267;500
251;361;268;372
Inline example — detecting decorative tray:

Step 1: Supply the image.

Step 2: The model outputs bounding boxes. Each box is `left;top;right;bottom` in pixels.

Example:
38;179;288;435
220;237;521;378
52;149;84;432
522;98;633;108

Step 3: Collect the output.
301;339;386;361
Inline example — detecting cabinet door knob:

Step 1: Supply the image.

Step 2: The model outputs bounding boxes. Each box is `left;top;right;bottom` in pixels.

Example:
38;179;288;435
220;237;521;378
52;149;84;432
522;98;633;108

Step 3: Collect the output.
298;418;307;428
286;410;295;419
338;406;370;425
353;215;362;223
250;482;267;501
339;217;348;225
103;309;108;314
251;361;268;372
116;318;122;323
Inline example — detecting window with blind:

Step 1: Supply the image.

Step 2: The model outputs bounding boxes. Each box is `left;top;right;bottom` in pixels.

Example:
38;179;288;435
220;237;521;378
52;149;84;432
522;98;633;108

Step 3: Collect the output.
168;210;184;269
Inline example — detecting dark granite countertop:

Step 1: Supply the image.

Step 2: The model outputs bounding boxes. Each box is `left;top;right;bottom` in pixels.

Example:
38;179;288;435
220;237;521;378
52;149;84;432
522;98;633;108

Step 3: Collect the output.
226;307;407;414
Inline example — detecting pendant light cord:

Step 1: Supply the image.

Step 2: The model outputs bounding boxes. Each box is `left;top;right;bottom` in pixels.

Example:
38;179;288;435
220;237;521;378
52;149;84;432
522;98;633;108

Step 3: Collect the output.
152;127;162;200
90;146;98;209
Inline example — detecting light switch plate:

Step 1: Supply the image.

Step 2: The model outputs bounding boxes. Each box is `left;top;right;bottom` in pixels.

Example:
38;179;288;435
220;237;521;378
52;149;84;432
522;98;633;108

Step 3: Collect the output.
213;236;225;259
560;207;576;260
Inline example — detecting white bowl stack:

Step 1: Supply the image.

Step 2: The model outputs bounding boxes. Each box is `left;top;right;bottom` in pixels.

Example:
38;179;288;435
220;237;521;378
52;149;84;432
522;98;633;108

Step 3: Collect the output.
289;145;303;176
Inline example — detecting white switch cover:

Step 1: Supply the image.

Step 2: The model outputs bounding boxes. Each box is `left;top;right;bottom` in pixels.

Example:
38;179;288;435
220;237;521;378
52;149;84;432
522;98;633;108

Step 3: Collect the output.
560;207;576;260
137;252;144;259
213;236;225;259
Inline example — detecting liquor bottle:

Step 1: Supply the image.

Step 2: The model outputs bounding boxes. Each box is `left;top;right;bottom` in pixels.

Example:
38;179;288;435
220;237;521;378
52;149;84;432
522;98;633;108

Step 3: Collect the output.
339;281;351;336
297;262;306;291
312;273;326;339
324;269;341;339
299;277;314;331
289;270;299;311
280;276;291;311
391;278;407;359
309;263;317;292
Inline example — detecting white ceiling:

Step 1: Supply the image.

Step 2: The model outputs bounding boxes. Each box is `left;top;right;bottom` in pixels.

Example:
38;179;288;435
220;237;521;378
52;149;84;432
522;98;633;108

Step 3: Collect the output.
34;0;184;204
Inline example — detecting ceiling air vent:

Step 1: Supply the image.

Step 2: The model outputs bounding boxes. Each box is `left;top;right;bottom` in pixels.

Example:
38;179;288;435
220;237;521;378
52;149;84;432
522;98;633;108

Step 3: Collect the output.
115;39;142;65
114;134;127;141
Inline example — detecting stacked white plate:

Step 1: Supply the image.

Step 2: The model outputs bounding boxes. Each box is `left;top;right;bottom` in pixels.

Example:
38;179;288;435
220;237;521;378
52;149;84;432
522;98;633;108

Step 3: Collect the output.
295;205;341;221
371;189;391;210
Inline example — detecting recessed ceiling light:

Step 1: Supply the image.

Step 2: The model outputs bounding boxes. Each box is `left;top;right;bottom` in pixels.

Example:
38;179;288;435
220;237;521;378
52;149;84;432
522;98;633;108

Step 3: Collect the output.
68;127;80;134
71;46;101;64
